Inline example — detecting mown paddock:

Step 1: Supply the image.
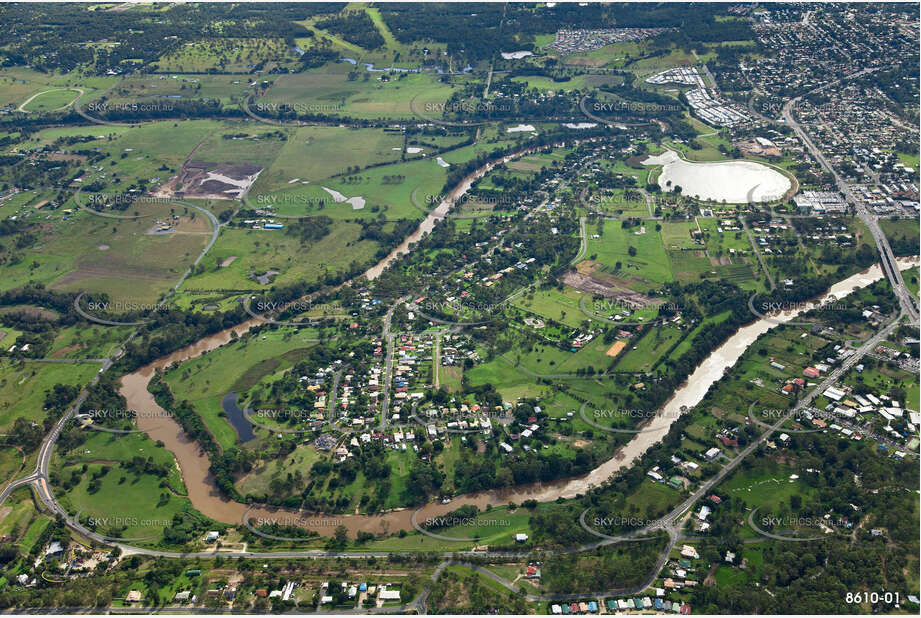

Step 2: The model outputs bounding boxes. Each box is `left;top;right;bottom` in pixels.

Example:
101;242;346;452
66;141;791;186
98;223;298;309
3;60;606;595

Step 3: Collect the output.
64;119;228;193
255;138;518;221
659;220;699;249
511;286;587;329
614;325;684;373
100;73;251;106
666;249;713;283
191;127;290;168
15;125;133;150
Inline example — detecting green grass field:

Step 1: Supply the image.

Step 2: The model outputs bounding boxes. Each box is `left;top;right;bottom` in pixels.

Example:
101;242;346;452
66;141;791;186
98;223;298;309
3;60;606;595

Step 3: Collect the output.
164;327;320;448
583;220;673;286
256;69;459;121
56;461;192;542
510;73;621;92
0;360;100;431
668;310;732;360
0;443;26;487
1;200;211;305
178;222;378;292
18;510;53;555
658;220;699;250
20;88;82;112
615;325;684;373
902;267;919;299
248;126;406;194
466;353;553;401
60;430;186;495
512;287;588;329
47;323;134;360
252;139;516;221
100;74;252;107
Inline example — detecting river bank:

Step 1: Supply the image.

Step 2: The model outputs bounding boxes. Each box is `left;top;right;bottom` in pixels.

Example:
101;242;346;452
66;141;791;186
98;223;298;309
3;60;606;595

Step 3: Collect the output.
124;258;918;537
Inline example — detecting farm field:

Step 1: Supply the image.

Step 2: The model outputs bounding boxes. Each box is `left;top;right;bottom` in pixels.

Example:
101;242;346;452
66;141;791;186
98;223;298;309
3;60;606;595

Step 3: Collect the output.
0;360;100;431
253;139;515;220
97;73;252;106
177;222;379;291
510;73;621;92
1;203;211;305
254;69;460;121
582;219;673;287
0;5;917;614
247;126;407;194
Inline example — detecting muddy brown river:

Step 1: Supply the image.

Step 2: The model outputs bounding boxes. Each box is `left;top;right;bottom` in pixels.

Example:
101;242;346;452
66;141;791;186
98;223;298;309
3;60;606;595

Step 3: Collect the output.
124;197;918;537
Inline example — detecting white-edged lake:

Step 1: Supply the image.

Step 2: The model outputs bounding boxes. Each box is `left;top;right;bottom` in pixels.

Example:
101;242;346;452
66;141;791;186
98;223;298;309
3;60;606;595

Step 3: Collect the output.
644;149;792;203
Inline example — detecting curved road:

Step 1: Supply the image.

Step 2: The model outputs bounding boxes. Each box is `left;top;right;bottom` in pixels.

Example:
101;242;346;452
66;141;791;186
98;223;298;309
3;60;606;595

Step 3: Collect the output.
779;66;918;325
2;80;917;608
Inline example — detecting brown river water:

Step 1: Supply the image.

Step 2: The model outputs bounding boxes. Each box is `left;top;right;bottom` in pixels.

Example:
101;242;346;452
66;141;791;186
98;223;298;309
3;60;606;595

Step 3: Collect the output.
124;164;919;538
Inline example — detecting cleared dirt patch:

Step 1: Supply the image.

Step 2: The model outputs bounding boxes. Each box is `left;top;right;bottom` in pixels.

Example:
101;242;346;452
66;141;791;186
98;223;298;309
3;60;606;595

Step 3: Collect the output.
562;269;617;297
51;344;81;359
0;305;59;320
562;266;660;310
156;161;262;200
606;340;627;357
46;153;87;163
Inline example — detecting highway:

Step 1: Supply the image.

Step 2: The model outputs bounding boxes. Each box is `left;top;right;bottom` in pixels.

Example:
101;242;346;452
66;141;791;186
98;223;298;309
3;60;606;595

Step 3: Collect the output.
645;309;906;536
0;196;223;524
3;304;904;616
0;71;917;610
779;68;919;325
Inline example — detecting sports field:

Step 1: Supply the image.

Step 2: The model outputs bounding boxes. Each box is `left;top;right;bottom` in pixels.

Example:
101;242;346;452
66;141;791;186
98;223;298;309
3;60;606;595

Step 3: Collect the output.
20;88;82;112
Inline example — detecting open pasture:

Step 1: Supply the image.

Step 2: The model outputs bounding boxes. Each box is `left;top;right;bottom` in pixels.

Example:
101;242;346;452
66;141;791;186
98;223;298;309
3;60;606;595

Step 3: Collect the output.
178;222;379;291
583;219;673;286
153;38;299;73
256;69;458;121
3;201;211;305
249;125;407;194
101;74;251;106
0;360;100;431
